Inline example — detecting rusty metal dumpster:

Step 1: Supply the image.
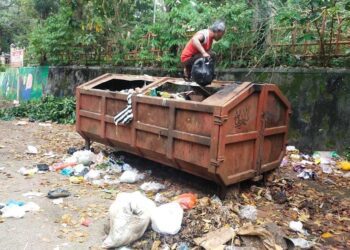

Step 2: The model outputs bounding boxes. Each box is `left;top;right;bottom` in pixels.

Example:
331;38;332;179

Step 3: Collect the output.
76;73;291;186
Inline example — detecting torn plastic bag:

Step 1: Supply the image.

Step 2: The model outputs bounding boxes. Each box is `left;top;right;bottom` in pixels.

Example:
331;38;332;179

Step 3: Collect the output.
151;202;183;235
102;191;156;249
191;57;215;86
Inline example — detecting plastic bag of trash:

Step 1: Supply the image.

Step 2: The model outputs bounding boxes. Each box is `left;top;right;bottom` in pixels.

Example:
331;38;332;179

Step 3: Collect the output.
84;169;101;181
140;182;165;192
239;205;257;221
289;238;314;249
289;221;308;235
1;205;26;218
73;150;96;165
151;202;183;235
119;170;145;183
191;57;215;86
102;191;156;248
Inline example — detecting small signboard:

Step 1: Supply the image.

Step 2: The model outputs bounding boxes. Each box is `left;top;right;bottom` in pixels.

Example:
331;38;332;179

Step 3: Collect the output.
10;48;24;68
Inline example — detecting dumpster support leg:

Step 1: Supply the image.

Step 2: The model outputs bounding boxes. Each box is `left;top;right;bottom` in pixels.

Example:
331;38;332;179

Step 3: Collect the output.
217;183;241;200
85;139;91;150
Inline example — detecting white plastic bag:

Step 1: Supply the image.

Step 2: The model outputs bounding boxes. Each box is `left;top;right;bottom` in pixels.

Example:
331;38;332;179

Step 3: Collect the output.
140;182;165;192
26;145;38;154
102;191;156;249
239;205;257;221
289;238;314;249
289;221;308;235
1;205;26;218
84;169;101;181
23;202;40;212
151;202;183;235
119;170;145;183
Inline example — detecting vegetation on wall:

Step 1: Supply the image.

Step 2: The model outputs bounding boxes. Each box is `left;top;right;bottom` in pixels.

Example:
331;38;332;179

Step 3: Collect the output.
0;95;76;124
1;0;350;69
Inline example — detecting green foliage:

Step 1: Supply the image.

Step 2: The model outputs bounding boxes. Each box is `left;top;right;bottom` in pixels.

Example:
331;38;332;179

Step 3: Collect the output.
344;147;350;161
2;0;350;68
0;95;76;124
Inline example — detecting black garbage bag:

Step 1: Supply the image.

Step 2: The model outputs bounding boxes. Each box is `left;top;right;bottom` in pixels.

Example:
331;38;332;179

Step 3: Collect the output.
191;57;215;86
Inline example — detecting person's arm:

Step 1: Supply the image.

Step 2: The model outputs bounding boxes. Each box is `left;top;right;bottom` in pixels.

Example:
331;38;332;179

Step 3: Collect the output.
192;33;210;57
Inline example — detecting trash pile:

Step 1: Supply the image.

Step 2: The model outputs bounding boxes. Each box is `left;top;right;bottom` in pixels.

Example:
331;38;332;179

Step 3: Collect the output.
282;146;350;180
13;143;349;249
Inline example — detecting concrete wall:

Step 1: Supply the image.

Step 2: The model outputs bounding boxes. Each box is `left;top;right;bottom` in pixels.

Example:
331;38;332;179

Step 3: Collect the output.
2;65;349;151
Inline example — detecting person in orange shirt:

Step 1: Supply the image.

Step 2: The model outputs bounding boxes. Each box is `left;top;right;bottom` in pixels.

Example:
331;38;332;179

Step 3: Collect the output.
181;20;226;81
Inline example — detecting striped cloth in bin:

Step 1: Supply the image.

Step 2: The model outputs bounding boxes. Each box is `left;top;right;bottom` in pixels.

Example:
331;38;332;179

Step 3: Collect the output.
114;93;133;125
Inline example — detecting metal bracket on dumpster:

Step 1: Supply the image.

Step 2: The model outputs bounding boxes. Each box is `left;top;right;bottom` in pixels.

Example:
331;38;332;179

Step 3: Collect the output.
209;156;225;173
213;115;228;126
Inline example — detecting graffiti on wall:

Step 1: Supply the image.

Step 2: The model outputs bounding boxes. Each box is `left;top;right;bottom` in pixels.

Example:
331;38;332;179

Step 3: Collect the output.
0;66;49;101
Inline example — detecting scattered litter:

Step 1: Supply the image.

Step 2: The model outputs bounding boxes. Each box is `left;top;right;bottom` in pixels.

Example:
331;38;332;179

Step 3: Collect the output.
1;205;26;218
47;188;71;199
154;193;168;204
280;156;288;167
84;169;101;181
286;146;297;152
43;151;56;158
38;122;52;127
297;169;316;180
320;164;332;174
175;193;197;210
26;145;38;154
23;202;40;212
289;238;314;249
140;182;166;192
290;154;301;161
210;195;222;206
67;147;78;155
37;164;49;172
1;202;40;218
102;191;156;248
176;242;189;250
119;170;145;183
72;150;96;165
239;205;257;221
194;227;235;250
7;200;25;207
51;162;77;171
151;202;183;235
236;223;282;250
15;121;28;126
339;161;350;171
73;164;89;176
69;176;84;184
52;198;63;205
289;221;307;234
81;218;91;227
22;192;44;198
92;179;105;186
18;167;38;176
60;167;74;176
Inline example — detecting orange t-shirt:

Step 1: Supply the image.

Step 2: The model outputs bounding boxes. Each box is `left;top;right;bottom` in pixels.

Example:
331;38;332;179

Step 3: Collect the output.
181;29;214;63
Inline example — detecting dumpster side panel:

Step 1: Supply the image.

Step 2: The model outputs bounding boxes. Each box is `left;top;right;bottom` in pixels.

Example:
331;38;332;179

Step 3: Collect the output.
216;89;260;185
137;104;169;128
175;110;213;137
261;85;291;171
173;139;210;167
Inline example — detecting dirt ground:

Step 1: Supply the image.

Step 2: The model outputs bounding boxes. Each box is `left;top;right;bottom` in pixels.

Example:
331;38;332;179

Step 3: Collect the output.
0;119;349;250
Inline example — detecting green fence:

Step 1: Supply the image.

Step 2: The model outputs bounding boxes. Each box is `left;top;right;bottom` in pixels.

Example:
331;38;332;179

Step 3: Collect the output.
0;66;49;101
